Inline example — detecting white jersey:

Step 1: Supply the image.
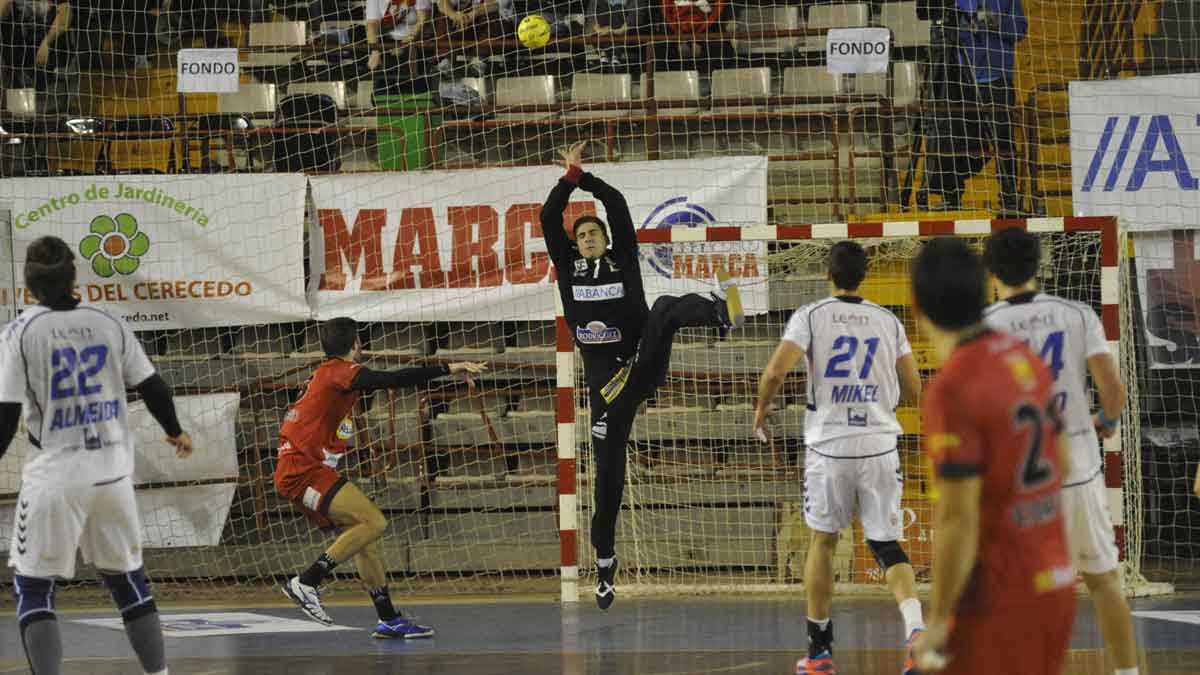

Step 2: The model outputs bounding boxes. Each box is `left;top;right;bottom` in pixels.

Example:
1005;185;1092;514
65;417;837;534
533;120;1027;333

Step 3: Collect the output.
0;304;156;488
984;291;1110;485
782;296;910;457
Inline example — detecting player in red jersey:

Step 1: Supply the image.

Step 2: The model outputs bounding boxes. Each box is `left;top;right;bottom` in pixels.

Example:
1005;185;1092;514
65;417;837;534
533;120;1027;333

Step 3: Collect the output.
909;238;1076;675
276;317;485;637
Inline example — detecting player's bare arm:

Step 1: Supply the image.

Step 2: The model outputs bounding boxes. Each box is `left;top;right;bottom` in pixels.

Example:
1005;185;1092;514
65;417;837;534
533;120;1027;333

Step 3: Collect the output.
896;353;922;406
915;475;983;671
753;340;804;441
1087;352;1125;440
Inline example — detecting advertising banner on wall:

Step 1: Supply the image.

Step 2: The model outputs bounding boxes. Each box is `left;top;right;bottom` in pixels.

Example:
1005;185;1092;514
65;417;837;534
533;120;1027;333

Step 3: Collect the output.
1070;73;1200;231
0;175;309;329
308;157;769;321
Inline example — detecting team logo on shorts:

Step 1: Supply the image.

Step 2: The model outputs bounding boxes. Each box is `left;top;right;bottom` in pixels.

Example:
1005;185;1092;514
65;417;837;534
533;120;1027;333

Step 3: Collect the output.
336;417;353;440
847;407;868;427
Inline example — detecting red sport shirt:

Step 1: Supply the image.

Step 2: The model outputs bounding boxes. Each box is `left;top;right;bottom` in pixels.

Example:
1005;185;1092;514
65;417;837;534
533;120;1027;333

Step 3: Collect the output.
279;359;362;464
923;329;1075;613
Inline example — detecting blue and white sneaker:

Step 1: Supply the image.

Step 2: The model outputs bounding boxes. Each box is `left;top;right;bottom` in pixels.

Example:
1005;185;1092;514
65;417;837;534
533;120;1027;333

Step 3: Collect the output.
282;576;332;626
372;616;435;639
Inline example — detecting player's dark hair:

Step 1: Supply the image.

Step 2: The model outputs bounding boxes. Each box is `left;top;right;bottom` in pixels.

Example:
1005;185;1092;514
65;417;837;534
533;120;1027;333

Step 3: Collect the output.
320;317;358;358
24;236;76;304
912;237;986;330
828;240;868;291
983;226;1040;287
572;216;609;244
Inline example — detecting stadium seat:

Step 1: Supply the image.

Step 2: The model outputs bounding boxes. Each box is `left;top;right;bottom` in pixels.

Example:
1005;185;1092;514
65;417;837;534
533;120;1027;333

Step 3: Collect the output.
246;21;306;68
495;76;558;120
710;67;772;113
566;73;632;118
638;70;702;117
5;88;36;116
98;117;177;174
846;61;920;108
272;93;342;172
735;5;802;56
779;66;844;111
804;2;871;50
286;81;349;112
879;1;931;48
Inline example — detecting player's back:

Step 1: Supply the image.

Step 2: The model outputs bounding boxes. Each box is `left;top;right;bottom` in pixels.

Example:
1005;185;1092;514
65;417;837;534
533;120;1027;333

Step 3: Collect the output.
2;305;155;487
927;330;1073;612
784;296;909;455
984;291;1109;485
279;359;361;455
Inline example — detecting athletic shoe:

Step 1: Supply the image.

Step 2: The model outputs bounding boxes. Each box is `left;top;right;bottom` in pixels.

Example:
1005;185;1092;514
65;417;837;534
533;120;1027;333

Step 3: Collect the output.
795;649;837;674
372;616;435;639
595;558;617;610
282;576;332;626
901;628;923;675
713;268;745;330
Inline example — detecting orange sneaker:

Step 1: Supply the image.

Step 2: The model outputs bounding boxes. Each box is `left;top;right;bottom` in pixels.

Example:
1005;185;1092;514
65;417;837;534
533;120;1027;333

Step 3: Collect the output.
795;649;837;675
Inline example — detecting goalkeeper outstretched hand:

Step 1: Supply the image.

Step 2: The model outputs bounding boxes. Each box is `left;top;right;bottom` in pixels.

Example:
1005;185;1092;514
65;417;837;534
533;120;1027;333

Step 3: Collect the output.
558;141;586;171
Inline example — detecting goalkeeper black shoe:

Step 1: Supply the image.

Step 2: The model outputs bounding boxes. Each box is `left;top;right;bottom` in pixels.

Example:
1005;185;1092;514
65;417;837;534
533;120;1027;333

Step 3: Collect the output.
595;558;618;610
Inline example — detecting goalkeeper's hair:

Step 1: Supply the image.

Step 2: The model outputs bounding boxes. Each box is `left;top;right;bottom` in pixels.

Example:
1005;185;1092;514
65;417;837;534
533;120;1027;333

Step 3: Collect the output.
983;226;1040;287
829;240;868;291
24;236;76;304
572;215;609;243
913;238;986;330
320;317;358;358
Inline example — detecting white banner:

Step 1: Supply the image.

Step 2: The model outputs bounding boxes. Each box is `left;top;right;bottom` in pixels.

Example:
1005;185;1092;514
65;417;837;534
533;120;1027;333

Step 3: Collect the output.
0;393;241;547
0;175;309;329
1132;230;1200;368
177;49;240;93
826;28;890;74
1070;74;1200;231
309;158;769;321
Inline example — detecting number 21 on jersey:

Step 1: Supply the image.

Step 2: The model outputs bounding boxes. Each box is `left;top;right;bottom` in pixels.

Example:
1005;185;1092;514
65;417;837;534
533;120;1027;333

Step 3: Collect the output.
823;336;880;379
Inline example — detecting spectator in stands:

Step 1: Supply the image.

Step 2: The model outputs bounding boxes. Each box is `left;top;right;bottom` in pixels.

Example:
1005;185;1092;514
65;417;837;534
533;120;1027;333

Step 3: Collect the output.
434;0;503;77
157;1;268;50
367;0;435;94
590;0;648;70
0;0;76;113
924;0;1027;215
655;0;735;78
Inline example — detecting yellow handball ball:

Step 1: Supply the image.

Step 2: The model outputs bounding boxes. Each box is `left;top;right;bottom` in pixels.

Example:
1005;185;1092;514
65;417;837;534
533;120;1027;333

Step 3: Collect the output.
518;14;552;49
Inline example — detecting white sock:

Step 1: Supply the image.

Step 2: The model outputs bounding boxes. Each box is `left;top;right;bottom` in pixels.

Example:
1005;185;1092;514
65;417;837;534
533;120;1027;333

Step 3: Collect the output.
597;557;615;568
146;669;168;675
807;616;830;631
1115;668;1139;675
899;598;925;637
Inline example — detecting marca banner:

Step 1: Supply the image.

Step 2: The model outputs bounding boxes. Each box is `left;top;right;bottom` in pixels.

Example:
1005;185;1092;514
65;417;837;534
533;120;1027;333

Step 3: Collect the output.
0;393;240;547
1070;74;1200;231
309;158;769;321
1131;230;1200;368
0;175;309;329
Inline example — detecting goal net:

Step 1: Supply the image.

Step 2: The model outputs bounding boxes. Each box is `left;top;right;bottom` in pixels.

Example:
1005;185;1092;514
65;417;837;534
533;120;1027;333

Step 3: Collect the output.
0;0;1193;603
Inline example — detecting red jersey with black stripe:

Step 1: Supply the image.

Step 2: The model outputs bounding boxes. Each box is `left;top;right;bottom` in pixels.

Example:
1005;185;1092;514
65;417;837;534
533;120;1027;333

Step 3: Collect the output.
279;359;361;463
923;329;1074;613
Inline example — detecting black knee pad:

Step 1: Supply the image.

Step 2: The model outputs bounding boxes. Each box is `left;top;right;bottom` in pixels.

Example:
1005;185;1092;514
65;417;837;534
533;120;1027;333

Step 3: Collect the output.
100;568;157;622
867;539;910;570
14;575;56;630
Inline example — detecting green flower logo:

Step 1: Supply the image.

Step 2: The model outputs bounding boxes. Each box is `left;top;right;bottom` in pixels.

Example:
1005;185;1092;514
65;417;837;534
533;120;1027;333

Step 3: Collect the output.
79;214;150;277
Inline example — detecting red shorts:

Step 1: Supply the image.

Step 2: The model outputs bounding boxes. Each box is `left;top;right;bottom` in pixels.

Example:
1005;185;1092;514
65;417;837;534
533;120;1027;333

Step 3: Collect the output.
274;451;347;530
942;590;1075;675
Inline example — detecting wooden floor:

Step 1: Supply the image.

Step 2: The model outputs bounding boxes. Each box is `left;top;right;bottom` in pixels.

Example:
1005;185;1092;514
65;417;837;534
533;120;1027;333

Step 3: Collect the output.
1;595;1198;674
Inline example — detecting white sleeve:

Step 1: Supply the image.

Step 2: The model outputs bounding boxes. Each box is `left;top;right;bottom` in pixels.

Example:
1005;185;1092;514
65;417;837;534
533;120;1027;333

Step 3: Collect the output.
1083;306;1111;358
120;321;157;388
895;315;913;357
365;0;383;21
0;323;24;403
781;305;812;348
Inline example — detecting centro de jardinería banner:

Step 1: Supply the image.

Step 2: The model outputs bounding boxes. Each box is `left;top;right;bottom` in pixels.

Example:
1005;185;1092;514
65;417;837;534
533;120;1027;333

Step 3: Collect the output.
308;157;769;321
0;175;309;329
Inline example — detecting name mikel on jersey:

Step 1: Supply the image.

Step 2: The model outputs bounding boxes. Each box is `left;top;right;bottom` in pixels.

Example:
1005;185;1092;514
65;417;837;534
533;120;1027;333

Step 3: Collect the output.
830;384;880;403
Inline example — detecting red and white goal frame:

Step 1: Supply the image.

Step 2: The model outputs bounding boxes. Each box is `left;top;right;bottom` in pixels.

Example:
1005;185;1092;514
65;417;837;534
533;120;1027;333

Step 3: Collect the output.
551;215;1150;602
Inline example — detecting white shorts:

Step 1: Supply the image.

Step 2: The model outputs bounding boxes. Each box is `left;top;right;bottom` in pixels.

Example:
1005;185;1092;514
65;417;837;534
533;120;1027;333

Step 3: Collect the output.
1062;472;1120;575
803;448;903;541
8;476;143;579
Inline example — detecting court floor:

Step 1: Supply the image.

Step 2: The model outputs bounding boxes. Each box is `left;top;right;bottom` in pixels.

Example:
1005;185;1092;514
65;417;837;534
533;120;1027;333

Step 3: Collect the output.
1;593;1198;674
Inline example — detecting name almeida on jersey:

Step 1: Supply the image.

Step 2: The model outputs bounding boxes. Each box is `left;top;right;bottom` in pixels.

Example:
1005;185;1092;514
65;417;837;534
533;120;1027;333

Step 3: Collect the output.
573;283;625;302
49;398;121;432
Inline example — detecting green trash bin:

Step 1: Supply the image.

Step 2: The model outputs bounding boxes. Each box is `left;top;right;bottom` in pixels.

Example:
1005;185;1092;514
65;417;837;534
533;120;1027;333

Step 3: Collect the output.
377;93;441;171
